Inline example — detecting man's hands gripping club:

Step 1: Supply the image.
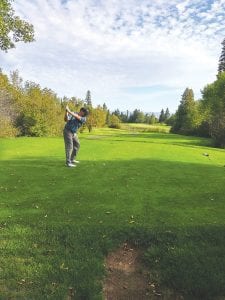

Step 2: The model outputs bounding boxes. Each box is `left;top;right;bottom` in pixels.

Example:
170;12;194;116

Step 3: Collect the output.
65;105;83;121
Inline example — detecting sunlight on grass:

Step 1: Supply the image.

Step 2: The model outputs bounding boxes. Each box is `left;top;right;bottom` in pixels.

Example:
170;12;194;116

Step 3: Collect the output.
0;128;225;299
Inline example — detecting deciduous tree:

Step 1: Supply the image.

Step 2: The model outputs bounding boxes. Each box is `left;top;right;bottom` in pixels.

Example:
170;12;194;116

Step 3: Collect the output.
0;0;34;51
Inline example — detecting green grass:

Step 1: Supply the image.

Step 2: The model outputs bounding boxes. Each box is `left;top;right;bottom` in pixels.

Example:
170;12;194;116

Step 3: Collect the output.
121;122;171;133
0;129;225;299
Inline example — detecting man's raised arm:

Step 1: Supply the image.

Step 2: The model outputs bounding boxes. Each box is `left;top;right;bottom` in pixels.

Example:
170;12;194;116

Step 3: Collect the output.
64;110;68;122
66;105;82;121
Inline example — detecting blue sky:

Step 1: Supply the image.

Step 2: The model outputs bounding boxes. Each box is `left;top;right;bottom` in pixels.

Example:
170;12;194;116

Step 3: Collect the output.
0;0;224;112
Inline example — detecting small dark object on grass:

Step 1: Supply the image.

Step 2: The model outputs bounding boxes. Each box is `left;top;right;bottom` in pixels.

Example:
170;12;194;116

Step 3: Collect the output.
203;153;209;157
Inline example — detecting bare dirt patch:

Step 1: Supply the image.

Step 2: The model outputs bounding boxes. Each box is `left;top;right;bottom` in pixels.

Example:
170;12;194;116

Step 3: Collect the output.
103;243;183;300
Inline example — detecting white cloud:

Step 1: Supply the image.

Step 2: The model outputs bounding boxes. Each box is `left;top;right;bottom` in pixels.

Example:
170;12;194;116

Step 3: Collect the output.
0;0;224;112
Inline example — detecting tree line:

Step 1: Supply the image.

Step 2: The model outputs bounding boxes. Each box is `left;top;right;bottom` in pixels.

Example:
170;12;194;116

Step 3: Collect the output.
170;38;225;148
0;69;173;137
0;72;124;137
110;107;171;125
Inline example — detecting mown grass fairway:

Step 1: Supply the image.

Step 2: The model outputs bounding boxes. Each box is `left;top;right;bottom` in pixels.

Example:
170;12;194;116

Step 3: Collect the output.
0;128;225;299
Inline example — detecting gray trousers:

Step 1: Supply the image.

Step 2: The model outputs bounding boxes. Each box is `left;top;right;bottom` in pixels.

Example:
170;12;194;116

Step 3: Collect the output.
63;128;80;164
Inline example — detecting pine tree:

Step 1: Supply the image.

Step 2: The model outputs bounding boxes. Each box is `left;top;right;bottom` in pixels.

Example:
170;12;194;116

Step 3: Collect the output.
113;109;120;118
164;108;170;120
171;88;198;134
159;109;165;123
218;38;225;74
85;90;92;106
106;109;110;125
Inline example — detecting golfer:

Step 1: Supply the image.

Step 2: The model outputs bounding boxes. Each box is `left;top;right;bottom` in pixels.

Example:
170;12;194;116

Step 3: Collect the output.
63;105;89;167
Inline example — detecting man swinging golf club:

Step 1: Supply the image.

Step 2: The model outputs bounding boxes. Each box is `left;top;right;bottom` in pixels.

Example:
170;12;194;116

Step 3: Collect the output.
63;105;89;167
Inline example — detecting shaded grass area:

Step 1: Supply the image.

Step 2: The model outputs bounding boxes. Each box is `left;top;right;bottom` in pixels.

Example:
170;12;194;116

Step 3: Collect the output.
0;131;225;299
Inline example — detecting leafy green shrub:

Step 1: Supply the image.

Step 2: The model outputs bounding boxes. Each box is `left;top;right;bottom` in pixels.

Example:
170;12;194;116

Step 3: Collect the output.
108;114;121;129
0;116;18;137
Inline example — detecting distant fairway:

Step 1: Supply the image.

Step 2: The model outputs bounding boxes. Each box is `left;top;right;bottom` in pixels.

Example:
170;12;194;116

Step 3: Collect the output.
0;128;225;299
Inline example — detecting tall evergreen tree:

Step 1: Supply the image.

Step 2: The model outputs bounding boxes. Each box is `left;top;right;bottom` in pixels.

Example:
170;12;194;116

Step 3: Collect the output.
171;88;198;134
85;90;92;106
119;111;128;122
103;103;107;111
126;110;129;120
113;109;121;118
164;108;170;120
159;109;165;123
218;38;225;74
